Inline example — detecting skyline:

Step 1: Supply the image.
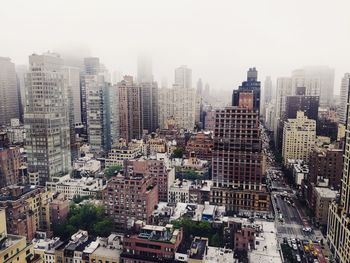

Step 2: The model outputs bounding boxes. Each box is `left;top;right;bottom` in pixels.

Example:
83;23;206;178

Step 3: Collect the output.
1;0;349;94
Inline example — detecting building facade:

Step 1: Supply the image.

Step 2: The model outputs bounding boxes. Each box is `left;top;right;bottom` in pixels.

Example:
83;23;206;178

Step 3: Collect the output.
282;111;316;164
0;57;20;126
118;76;142;142
210;68;269;212
327;88;350;263
339;73;350;125
24;52;71;185
103;171;158;229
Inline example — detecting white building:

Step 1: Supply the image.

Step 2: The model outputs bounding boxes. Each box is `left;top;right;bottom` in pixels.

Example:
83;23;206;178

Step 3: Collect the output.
48;177;104;200
168;179;192;204
282;111;316;164
105;139;143;167
73;154;101;177
339;73;350;124
273;77;292;144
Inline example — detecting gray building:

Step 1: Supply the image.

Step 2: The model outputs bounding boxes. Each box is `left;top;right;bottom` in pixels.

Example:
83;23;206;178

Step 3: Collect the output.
24;52;71;185
140;82;158;134
0;57;20;126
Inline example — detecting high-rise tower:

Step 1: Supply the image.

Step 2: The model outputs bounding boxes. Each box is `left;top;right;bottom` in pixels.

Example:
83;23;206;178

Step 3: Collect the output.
327;86;350;263
210;68;269;212
24;52;71;185
0;57;20;126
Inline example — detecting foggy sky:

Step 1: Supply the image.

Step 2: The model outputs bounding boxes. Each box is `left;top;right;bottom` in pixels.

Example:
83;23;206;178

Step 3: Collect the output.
1;0;349;94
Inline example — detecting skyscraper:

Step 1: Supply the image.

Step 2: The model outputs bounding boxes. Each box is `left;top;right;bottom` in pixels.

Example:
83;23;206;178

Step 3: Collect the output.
175;65;192;89
140;82;159;134
15;64;28;122
261;76;273;118
273;77;292;149
137;54;153;83
292;66;334;107
0;57;20;126
232;67;261;111
85;74;109;151
327;88;350;263
63;67;81;124
339;73;350;124
83;57;100;75
173;66;196;130
118;76;142;142
210;68;269;212
81;57;101;135
24;52;71;185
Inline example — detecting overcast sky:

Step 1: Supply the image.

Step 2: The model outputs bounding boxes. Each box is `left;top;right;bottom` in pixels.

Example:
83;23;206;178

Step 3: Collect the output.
1;0;349;94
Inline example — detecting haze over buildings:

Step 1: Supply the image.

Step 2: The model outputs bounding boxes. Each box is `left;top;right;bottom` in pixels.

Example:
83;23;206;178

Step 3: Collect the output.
0;0;349;93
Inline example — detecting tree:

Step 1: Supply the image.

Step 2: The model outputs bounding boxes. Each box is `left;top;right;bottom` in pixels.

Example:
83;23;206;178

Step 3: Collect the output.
105;165;122;179
171;147;185;159
171;218;224;246
52;204;114;241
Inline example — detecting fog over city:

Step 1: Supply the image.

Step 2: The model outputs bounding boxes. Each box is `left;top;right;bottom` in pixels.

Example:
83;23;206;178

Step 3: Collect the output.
1;0;350;92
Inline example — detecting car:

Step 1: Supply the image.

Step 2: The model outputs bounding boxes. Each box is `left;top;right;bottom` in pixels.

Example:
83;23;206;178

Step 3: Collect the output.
296;255;301;262
292;244;298;250
291;238;296;244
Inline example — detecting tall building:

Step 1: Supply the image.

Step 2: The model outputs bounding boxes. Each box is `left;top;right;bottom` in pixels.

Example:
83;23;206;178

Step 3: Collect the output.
292;66;334;107
63;66;80;161
273;77;292;149
173;83;196;131
140;82;159;134
24;52;71;185
327;89;350;263
83;57;100;75
137;54;153;83
175;65;192;89
210;68;269;212
232;67;261;111
63;67;81;124
81;57;101;134
15;65;28;122
85;74;110;151
282;111;316;164
0;57;20;126
158;87;174;129
339;73;350;124
262;76;273;118
284;87;319;121
118;76;142;142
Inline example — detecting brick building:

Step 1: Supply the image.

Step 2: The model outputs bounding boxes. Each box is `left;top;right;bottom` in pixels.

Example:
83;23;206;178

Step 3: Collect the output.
185;132;213;162
121;222;183;262
0;146;21;188
0;185;52;240
103;167;158;230
210;68;269;212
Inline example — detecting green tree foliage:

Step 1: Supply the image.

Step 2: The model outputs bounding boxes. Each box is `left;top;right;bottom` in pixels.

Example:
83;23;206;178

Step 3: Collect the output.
105;165;122;179
171;218;223;247
72;195;92;204
52;204;113;241
171;147;185;159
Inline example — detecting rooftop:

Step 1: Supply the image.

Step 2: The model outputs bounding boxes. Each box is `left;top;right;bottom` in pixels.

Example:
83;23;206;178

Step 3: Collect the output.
0;234;24;252
248;220;281;263
314;187;338;199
